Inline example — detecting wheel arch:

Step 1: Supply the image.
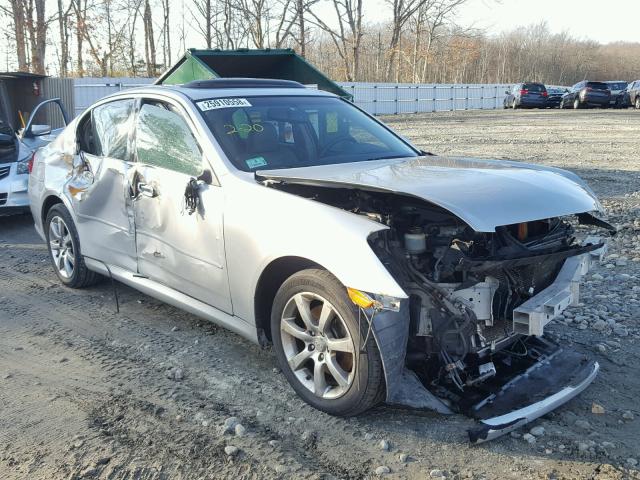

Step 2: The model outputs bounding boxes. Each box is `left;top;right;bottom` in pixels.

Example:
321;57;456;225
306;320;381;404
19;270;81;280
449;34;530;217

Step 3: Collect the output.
41;195;64;229
254;255;323;346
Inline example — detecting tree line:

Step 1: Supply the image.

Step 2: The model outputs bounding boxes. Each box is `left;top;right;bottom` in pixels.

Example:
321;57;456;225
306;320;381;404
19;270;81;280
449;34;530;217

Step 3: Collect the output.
1;0;639;85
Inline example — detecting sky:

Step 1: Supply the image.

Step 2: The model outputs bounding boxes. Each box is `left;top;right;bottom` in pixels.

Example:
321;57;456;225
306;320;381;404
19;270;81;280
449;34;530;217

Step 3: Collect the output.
356;0;638;44
457;0;639;43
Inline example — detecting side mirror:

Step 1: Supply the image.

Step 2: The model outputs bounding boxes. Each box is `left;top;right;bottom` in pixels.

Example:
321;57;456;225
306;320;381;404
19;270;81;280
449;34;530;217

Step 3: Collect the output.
197;169;213;185
31;124;52;136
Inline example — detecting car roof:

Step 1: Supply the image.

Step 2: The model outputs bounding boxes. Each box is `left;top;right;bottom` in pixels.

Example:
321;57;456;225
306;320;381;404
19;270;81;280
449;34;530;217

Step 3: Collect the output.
118;82;336;102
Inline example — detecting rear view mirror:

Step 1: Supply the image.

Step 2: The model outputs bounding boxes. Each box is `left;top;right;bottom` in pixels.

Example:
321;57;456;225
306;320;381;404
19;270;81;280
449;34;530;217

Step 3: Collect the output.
31;124;52;136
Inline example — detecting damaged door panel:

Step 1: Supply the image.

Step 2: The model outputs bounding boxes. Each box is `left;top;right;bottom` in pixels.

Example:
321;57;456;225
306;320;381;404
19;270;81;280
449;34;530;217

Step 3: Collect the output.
68;99;137;272
132;99;232;313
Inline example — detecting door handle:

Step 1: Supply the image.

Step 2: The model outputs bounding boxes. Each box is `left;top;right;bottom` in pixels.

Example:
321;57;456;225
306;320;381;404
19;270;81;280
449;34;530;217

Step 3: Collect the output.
137;182;156;198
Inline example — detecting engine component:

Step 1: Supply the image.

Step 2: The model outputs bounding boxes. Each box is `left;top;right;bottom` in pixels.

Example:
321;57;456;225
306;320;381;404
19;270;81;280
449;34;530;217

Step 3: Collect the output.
404;227;427;254
441;277;500;326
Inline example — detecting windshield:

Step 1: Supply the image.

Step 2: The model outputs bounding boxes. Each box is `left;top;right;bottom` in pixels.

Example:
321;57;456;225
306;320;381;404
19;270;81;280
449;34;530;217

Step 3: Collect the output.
607;82;627;91
587;82;609;90
197;95;418;172
523;83;545;92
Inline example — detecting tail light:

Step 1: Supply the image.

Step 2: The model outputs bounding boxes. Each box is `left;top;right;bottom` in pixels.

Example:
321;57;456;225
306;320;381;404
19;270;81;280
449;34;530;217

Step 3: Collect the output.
542;91;548;97
27;152;35;174
519;89;528;95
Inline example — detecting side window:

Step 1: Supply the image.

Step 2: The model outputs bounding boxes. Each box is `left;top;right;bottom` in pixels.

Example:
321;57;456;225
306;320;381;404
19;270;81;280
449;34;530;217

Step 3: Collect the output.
135;102;203;176
90;99;135;160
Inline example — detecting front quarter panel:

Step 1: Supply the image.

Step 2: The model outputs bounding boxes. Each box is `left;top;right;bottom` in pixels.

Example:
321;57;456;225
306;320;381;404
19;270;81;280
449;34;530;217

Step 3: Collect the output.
223;177;407;324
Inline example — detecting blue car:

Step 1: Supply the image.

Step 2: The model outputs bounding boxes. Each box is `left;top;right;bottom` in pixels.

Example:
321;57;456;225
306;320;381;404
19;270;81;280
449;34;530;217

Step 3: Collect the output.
503;82;548;109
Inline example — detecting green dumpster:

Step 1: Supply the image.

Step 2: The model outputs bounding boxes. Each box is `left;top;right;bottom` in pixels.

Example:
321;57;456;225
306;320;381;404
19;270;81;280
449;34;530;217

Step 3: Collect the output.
156;48;350;99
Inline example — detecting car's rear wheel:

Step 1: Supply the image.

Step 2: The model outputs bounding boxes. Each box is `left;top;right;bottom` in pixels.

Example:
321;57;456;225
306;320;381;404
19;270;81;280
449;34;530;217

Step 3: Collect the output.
512;99;518;109
573;98;581;109
45;204;99;288
635;97;640;109
271;269;385;416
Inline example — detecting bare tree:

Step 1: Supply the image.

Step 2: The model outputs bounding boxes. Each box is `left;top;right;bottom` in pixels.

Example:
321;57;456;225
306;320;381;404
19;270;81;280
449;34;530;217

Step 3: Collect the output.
190;0;213;48
307;0;364;81
143;0;156;76
161;0;170;66
4;0;28;70
56;0;73;76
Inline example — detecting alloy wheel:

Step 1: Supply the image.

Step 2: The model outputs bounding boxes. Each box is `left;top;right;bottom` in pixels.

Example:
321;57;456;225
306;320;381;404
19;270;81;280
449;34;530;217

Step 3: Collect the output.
280;292;356;400
48;216;76;279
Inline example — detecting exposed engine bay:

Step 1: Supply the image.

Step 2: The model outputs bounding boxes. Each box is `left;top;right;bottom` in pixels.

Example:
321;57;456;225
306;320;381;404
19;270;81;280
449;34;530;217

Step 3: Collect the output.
265;181;613;423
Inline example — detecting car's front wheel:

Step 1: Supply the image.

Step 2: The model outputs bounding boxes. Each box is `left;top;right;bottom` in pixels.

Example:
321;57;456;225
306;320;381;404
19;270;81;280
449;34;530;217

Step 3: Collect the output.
573;98;581;109
271;269;385;416
635;97;640;109
45;204;99;288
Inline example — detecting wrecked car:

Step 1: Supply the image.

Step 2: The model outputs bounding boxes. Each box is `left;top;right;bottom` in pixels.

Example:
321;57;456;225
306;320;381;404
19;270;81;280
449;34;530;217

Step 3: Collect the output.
28;79;613;442
0;97;69;215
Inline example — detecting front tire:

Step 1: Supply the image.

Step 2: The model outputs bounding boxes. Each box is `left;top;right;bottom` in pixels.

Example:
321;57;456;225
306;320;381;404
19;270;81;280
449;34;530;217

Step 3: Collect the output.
271;269;385;416
635;97;640;109
573;98;581;109
45;204;99;288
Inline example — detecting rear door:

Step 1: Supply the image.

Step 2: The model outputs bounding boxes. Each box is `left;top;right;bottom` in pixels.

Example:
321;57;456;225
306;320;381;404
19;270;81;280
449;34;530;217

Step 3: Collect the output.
71;98;137;271
132;98;232;312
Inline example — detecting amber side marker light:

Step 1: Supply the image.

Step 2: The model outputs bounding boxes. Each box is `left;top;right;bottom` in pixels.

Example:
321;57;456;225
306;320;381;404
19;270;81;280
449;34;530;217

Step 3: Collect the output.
347;288;375;309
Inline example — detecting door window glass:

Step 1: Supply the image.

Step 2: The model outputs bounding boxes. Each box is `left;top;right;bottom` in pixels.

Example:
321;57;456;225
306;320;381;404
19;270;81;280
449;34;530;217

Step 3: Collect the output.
91;99;135;160
135;102;203;176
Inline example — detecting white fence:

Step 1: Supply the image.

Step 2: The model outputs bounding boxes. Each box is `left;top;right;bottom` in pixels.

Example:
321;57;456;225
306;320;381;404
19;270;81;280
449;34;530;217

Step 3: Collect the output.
73;77;511;116
341;83;511;115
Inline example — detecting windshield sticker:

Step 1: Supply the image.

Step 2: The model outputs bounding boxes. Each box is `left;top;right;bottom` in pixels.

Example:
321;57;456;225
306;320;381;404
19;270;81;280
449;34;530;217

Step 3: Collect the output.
197;98;252;111
245;156;268;169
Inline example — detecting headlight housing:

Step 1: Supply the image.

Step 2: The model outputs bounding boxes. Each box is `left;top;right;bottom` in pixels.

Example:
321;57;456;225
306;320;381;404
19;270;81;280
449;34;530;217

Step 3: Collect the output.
16;158;30;175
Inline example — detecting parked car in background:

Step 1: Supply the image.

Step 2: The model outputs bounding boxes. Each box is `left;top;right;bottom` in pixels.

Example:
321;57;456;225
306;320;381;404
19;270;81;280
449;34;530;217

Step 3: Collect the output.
503;82;548;109
545;86;568;108
605;81;628;108
623;80;640;109
30;78;611;443
561;81;611;109
0;98;68;216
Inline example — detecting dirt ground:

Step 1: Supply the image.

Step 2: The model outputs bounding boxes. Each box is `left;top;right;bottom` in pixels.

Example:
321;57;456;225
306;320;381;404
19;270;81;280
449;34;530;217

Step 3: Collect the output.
1;109;639;480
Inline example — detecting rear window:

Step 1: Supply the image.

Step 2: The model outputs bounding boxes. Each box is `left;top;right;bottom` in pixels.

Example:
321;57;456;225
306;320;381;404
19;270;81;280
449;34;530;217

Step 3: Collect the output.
523;83;546;92
607;82;627;90
587;82;609;90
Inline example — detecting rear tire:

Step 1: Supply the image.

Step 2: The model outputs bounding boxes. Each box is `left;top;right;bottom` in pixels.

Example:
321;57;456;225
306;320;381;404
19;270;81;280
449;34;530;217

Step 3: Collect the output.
573;98;581;109
45;204;99;288
512;99;518;109
635;97;640;109
271;269;385;416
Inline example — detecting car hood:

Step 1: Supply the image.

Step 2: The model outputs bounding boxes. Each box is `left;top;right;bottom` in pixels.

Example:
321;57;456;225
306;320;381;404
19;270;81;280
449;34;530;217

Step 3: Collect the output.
257;156;602;232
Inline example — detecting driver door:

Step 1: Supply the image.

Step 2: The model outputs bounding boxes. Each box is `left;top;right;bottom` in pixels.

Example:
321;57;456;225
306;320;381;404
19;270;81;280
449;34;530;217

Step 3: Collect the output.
132;99;232;313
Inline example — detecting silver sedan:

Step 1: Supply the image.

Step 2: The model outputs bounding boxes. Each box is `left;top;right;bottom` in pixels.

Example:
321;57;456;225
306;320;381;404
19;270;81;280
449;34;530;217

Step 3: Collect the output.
29;79;613;442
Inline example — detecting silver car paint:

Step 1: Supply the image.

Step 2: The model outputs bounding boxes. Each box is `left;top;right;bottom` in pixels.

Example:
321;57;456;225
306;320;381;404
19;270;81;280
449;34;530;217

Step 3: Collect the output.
29;87;407;334
258;155;602;232
28;84;607;439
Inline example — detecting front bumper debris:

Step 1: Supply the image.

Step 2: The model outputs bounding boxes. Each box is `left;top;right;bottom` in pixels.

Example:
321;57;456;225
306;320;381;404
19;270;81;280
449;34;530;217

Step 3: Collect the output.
512;237;606;336
468;346;599;443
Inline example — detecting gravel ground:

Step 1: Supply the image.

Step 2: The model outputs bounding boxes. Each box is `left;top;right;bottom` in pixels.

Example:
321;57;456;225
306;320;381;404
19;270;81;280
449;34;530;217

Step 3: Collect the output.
1;109;639;480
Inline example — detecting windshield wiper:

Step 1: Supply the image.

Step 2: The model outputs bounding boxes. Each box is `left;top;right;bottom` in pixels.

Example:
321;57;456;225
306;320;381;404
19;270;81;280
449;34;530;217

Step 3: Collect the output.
365;155;410;162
